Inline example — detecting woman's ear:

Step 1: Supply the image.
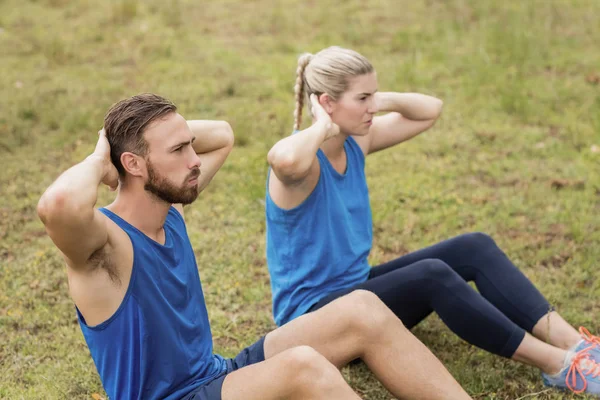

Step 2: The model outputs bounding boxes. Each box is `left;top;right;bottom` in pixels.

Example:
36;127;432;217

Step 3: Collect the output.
318;93;335;114
120;152;145;178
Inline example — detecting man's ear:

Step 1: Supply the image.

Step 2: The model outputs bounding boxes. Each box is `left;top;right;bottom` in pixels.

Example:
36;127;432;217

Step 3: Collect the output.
120;152;145;178
318;93;335;114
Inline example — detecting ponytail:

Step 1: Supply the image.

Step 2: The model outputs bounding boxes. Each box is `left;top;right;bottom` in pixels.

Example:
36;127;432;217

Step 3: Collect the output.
293;53;312;131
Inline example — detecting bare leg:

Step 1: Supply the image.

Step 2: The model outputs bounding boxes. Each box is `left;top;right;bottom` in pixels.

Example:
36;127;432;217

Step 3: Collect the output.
222;346;360;400
264;290;471;400
532;311;581;350
512;333;569;375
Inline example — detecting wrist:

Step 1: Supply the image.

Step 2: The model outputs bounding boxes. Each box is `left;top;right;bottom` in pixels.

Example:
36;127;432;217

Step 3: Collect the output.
375;92;395;112
86;154;112;180
315;119;337;139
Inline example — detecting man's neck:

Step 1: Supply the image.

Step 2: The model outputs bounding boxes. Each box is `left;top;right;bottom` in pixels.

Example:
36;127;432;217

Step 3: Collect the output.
106;184;172;244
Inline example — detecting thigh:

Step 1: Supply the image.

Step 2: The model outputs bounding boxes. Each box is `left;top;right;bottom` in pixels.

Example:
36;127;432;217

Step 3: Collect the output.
369;233;479;279
312;260;451;328
187;351;303;400
221;353;297;400
360;264;438;328
264;291;389;368
220;347;356;400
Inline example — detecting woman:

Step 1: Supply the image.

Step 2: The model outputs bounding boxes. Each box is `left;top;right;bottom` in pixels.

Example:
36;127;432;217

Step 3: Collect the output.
265;46;600;396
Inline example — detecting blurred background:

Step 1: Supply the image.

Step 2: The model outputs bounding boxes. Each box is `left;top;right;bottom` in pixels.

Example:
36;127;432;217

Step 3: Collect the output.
0;0;599;398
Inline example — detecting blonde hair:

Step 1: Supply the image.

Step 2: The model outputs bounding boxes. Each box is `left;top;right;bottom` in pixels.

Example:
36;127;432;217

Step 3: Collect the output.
293;46;373;131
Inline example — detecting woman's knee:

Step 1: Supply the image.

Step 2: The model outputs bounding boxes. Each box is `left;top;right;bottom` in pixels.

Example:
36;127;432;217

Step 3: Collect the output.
456;232;498;252
417;258;458;281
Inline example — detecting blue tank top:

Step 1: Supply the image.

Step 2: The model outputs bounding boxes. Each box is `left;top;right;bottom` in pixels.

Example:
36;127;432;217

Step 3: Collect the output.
77;207;226;400
266;136;372;326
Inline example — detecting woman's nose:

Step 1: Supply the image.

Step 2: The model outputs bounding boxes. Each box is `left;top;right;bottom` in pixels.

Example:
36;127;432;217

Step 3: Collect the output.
367;100;378;114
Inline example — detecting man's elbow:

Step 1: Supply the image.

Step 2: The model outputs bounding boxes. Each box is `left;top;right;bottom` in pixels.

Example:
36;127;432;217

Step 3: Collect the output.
219;121;235;149
37;190;69;225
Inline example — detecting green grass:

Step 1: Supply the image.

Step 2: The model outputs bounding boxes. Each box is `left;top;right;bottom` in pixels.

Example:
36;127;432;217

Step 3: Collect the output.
1;0;599;398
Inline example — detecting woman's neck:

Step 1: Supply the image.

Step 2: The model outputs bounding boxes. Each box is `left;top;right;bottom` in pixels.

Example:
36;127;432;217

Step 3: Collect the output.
320;133;348;159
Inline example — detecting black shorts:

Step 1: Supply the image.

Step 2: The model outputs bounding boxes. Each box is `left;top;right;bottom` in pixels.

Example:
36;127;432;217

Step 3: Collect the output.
184;336;266;400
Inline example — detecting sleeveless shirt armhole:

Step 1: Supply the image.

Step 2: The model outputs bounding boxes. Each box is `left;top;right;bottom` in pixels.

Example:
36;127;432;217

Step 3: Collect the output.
167;206;188;232
77;229;138;331
346;136;366;164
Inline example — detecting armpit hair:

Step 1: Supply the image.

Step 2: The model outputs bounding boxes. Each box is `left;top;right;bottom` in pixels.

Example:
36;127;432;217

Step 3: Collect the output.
88;246;121;286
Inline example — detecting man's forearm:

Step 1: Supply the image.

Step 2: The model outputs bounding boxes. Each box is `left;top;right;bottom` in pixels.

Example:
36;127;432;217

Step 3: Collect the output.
377;92;443;121
38;156;106;223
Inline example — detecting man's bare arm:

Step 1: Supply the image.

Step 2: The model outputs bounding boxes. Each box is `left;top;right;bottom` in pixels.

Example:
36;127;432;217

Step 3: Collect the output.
188;120;234;192
37;130;119;268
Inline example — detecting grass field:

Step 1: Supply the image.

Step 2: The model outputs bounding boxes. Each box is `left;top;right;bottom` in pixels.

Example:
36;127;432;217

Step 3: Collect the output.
1;0;599;398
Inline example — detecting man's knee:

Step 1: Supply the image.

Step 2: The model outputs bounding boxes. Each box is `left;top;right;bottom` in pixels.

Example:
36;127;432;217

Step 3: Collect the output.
343;290;403;337
346;289;382;309
280;346;342;392
346;290;386;320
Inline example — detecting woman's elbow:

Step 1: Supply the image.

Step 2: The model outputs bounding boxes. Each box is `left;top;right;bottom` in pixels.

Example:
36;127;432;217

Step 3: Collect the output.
432;98;444;119
268;146;300;178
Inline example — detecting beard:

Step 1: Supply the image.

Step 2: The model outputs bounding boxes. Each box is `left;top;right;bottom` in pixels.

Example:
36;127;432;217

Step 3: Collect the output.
144;160;200;205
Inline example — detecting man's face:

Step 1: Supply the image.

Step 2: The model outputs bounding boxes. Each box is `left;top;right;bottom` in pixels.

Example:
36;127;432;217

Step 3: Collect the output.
142;112;202;205
144;158;200;205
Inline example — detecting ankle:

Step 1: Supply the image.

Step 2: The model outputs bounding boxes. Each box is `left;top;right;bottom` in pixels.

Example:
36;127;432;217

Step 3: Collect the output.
543;364;563;376
543;350;571;376
563;336;584;351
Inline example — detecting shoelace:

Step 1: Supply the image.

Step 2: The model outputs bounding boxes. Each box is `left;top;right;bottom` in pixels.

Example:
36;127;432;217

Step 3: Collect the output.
580;326;600;347
566;346;600;394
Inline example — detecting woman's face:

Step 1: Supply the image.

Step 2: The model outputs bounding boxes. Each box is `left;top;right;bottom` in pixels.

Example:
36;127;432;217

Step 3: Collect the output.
327;72;378;136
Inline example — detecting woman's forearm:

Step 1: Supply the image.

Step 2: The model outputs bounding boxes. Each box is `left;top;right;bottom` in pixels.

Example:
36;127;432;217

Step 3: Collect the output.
377;92;443;121
267;120;332;183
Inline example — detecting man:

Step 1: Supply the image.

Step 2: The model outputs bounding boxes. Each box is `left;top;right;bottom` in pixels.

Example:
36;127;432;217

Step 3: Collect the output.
38;93;471;400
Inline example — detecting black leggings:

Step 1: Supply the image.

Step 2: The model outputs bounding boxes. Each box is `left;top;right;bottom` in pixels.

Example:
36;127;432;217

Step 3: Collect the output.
308;233;552;358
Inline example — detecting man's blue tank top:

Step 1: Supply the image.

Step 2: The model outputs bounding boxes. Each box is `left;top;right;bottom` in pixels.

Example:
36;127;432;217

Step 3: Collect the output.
266;136;372;326
77;207;226;400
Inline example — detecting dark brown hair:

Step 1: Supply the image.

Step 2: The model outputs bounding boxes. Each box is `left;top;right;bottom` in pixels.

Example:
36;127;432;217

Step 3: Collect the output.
103;93;177;176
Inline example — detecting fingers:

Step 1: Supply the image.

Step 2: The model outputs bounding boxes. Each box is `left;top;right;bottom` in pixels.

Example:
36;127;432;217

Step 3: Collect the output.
309;94;317;116
96;128;119;191
309;94;321;109
310;93;326;117
104;167;120;192
94;128;110;153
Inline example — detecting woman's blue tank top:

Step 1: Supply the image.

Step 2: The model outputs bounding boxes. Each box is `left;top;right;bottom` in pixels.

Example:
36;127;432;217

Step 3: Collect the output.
266;136;372;326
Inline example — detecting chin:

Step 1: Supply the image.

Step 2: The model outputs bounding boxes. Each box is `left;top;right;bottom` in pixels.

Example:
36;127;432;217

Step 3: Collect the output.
342;126;369;137
354;126;371;136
